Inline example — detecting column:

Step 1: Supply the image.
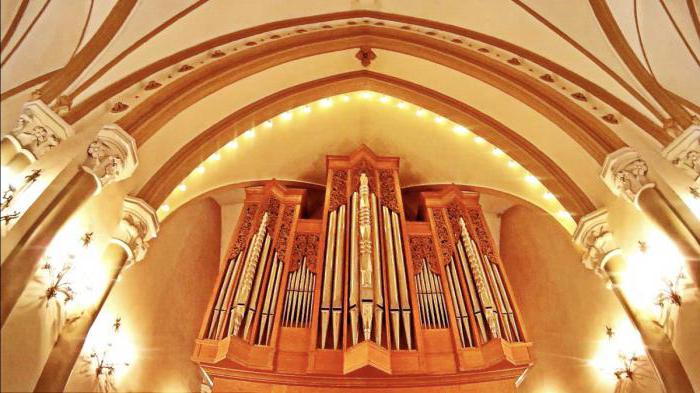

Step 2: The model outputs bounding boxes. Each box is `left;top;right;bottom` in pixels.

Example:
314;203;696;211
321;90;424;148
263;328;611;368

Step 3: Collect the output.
662;124;700;186
0;125;138;328
573;210;693;393
0;101;74;172
33;196;158;392
601;147;700;286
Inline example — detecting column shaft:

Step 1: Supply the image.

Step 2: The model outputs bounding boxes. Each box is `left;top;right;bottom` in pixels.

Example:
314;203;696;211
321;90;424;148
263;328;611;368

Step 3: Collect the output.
638;188;700;286
604;255;693;393
33;244;128;392
0;172;96;328
1;138;19;166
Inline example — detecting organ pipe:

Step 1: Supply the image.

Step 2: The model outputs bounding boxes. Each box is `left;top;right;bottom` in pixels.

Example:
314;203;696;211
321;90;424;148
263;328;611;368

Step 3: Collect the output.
459;218;500;340
370;194;384;346
243;236;272;340
455;239;487;343
446;257;473;347
207;253;239;339
358;175;374;343
349;193;360;345
230;213;269;337
258;257;283;345
382;206;401;349
391;211;412;349
320;210;337;348
332;205;346;349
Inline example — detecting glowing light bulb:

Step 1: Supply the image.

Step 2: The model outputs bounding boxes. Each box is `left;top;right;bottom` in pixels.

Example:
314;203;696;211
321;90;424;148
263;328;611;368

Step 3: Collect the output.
453;125;468;135
434;116;446;124
525;174;539;185
226;140;238;150
416;108;426;117
397;102;408;109
196;166;205;174
543;192;555;200
160;204;170;212
243;129;255;139
360;91;373;99
379;96;390;103
507;160;519;168
474;136;485;144
341;94;350;102
492;148;503;156
320;98;333;108
301;105;311;113
177;184;187;192
210;153;221;161
264;120;273;128
281;111;292;120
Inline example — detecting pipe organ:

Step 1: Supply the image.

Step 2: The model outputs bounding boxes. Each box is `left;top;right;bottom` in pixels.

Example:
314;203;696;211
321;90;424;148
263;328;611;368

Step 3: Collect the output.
194;147;533;392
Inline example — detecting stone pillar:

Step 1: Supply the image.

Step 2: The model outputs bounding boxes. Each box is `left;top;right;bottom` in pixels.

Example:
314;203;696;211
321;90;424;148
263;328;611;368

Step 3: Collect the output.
662;124;700;185
33;196;158;392
601;148;700;286
0;101;73;169
0;125;138;328
573;210;693;393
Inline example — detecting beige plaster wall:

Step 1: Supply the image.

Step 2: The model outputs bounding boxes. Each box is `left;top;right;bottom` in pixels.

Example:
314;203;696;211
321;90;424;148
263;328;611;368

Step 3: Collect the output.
65;197;222;392
499;205;662;393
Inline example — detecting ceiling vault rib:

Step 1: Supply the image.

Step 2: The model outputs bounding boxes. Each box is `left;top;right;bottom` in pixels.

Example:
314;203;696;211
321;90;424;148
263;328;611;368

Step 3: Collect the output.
136;71;595;220
589;0;694;129
62;11;664;146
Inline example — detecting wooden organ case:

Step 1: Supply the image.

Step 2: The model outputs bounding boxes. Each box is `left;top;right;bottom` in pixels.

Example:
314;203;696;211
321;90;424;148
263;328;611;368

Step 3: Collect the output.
193;147;533;392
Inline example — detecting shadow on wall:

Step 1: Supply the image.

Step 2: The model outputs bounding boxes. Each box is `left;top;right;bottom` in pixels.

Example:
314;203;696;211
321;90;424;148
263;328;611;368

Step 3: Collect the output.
499;205;662;393
65;197;222;392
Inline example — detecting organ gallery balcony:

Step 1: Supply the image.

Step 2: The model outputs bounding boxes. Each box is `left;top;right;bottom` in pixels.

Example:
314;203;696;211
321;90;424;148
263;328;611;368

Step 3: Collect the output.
192;147;533;392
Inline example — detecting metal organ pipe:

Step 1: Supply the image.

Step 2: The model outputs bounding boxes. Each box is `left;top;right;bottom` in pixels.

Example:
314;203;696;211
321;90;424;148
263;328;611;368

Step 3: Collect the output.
320;210;337;348
258;256;283;345
370;194;384;346
207;253;238;339
332;205;346;350
349;193;360;345
390;212;412;349
446;258;473;347
382;206;401;349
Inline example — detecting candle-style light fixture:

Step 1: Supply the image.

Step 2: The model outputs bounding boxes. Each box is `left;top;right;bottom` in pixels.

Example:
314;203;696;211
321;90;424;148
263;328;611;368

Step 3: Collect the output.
0;168;41;227
88;317;130;392
605;326;638;381
42;231;94;305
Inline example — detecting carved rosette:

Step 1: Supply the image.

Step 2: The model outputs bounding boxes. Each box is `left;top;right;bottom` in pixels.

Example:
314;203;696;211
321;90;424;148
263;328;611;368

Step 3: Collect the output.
2;100;74;161
662;125;700;182
81;125;138;193
328;170;348;211
432;209;453;265
290;232;320;272
466;208;496;261
409;235;439;273
446;202;466;240
572;209;621;278
601;147;655;206
379;170;399;211
112;196;159;267
227;203;258;260
275;205;295;261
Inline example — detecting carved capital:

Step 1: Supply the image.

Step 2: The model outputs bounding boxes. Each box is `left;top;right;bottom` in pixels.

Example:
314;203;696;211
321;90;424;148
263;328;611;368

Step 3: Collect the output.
601;147;655;206
662;124;700;182
81;125;138;193
112;196;159;266
1;100;74;161
572;209;621;277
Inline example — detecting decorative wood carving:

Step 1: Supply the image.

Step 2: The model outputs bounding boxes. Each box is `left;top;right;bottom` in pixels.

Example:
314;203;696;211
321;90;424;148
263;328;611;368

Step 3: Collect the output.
144;80;162;90
275;205;295;260
378;170;399;211
539;74;554;83
178;64;194;72
446;202;465;239
264;196;281;232
290;232;320;272
467;208;496;260
227;203;258;260
602;114;619;124
408;235;439;274
328;170;348;211
351;159;376;194
432;209;452;265
571;92;587;101
355;47;376;67
110;102;129;113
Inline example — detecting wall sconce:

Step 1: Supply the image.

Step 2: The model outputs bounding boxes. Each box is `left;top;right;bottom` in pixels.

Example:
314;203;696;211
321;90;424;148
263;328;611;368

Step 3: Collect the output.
88;317;130;391
42;231;93;305
690;185;699;199
605;326;638;381
0;169;41;226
